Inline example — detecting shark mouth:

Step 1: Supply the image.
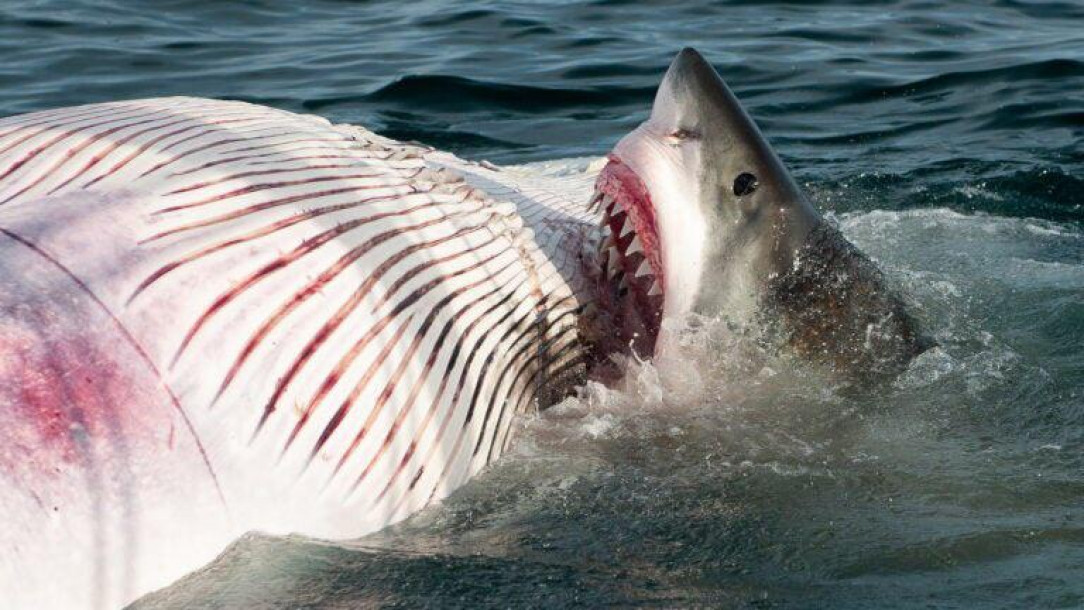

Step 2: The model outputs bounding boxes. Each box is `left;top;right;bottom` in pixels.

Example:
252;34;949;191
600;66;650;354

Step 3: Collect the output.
587;155;665;361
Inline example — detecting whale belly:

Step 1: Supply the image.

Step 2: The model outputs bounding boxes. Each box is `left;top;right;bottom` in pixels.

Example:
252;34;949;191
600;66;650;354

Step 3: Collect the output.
0;224;230;609
0;98;585;607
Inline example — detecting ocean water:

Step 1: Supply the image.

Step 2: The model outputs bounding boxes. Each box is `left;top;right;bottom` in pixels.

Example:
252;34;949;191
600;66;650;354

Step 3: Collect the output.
2;1;1082;608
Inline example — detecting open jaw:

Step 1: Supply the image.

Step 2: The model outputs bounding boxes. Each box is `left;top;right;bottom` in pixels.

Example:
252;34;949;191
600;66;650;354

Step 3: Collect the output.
586;155;666;363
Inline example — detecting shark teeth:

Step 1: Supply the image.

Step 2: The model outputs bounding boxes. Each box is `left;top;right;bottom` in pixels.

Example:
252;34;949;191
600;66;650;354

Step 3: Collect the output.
587;191;604;213
635;259;652;278
599;194;614;215
591;189;664;302
607;252;622;278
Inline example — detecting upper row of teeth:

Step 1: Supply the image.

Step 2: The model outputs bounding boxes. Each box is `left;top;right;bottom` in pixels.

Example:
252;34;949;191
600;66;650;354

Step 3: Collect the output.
594;192;661;297
587;190;607;214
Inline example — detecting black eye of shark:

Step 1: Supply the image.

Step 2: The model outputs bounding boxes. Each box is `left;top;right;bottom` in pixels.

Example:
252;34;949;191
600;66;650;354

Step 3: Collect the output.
733;172;759;196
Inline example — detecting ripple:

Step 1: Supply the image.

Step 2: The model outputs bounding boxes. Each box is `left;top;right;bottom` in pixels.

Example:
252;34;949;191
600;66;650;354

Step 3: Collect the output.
826;59;1084;107
416;9;498;27
359;74;654;114
16;17;73;29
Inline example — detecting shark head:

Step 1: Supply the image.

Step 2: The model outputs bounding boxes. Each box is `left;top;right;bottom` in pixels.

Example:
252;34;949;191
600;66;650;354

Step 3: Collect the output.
586;48;929;379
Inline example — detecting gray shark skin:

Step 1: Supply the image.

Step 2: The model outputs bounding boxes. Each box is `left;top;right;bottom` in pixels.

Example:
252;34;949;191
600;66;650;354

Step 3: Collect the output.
588;47;930;380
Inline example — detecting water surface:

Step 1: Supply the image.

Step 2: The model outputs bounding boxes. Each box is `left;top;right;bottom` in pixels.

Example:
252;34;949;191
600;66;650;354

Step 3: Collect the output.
1;1;1081;608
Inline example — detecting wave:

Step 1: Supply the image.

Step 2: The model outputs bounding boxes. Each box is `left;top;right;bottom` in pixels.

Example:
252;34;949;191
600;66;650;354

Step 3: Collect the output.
358;74;655;114
810;166;1084;224
801;59;1084;109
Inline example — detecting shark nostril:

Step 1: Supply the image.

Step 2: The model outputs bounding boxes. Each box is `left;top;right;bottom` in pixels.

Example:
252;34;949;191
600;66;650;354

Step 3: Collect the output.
733;172;759;197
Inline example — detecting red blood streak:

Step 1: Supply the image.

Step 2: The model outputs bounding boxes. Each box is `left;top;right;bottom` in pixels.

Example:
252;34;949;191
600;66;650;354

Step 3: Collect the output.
0;228;222;501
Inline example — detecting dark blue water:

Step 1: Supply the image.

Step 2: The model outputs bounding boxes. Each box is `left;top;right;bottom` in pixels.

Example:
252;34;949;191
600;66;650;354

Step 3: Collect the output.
2;1;1081;608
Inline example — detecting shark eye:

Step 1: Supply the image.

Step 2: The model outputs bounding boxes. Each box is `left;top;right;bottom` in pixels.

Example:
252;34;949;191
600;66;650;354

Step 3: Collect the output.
733;172;759;196
668;128;698;141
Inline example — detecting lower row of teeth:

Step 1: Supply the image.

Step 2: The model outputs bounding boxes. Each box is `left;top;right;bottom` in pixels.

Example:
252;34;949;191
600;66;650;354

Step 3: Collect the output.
592;190;661;297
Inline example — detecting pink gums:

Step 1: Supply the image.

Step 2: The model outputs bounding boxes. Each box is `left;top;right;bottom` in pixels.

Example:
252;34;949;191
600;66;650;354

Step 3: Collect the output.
596;155;665;285
591;155;665;361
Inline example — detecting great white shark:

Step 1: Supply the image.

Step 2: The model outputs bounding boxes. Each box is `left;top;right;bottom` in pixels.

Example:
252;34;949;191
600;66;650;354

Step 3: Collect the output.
0;48;927;608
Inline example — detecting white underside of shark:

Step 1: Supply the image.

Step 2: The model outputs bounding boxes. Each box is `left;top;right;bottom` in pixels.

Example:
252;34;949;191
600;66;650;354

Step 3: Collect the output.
0;97;599;609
